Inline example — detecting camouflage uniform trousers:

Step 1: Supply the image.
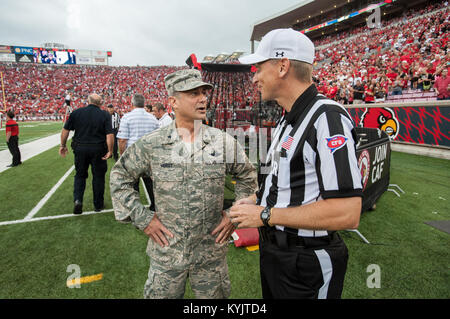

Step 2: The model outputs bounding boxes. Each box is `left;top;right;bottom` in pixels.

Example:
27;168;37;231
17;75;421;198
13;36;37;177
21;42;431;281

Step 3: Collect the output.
143;230;230;299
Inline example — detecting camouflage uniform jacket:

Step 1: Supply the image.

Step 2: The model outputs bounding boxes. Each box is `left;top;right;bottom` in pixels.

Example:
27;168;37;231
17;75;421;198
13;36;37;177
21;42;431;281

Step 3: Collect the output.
110;121;258;255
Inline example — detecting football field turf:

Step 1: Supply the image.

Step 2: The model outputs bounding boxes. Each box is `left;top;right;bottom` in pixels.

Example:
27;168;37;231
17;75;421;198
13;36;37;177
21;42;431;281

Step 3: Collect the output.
0;129;449;299
0;121;63;152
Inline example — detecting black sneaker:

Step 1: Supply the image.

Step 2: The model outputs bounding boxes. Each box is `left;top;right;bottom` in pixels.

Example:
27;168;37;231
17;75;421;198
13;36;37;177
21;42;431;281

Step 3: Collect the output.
94;206;104;212
73;200;83;215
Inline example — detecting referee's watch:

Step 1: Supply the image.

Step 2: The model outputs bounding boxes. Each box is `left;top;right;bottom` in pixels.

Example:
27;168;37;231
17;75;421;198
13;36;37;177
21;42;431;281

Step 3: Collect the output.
260;206;272;227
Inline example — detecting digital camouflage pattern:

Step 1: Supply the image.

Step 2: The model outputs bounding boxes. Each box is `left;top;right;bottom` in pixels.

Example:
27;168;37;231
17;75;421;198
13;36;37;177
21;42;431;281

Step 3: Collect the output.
164;69;213;96
110;121;257;298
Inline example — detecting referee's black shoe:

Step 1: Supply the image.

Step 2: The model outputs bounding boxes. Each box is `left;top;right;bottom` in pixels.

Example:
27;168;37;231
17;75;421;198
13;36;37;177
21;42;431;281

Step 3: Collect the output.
73;200;83;215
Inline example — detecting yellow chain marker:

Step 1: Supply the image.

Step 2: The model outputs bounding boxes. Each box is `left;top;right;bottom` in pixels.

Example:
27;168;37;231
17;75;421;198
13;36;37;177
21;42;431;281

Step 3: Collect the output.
246;245;259;252
66;273;103;287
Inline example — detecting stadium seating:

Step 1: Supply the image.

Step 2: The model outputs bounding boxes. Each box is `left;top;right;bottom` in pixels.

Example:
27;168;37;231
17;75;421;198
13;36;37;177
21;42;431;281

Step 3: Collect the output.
312;2;448;103
0;1;447;123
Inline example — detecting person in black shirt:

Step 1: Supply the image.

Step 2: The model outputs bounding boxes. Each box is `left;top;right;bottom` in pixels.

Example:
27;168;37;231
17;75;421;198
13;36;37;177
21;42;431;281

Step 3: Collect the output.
352;79;365;104
59;94;114;214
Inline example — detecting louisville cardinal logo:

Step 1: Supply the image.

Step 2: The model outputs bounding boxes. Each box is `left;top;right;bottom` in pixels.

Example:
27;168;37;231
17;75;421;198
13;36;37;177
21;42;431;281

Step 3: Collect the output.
358;150;370;190
360;107;399;139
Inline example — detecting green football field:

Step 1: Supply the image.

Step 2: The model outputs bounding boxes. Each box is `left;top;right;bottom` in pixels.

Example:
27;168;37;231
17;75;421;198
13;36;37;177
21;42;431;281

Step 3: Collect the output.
0;123;449;299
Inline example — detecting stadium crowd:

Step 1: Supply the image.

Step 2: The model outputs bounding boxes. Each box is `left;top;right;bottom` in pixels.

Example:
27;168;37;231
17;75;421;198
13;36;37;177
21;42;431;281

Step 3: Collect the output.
0;1;448;124
313;2;449;103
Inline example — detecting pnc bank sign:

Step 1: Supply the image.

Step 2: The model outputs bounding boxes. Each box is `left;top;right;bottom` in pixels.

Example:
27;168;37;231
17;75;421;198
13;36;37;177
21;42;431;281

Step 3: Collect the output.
14;46;34;55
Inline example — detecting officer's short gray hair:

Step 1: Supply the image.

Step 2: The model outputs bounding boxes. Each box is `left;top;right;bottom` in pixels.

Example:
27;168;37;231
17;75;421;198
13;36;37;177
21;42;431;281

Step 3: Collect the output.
132;94;145;108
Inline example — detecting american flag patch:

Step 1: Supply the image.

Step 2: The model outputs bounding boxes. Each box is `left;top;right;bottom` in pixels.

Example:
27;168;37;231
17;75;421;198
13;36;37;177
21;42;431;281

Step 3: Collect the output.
281;135;294;150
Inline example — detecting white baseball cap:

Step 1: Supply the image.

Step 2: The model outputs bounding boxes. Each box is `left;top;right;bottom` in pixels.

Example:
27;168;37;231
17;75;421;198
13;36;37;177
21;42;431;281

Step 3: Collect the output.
239;28;315;65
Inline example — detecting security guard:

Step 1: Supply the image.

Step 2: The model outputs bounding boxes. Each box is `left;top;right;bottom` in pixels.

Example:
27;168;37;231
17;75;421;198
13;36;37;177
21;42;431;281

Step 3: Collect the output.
231;29;363;299
110;69;258;299
60;93;114;214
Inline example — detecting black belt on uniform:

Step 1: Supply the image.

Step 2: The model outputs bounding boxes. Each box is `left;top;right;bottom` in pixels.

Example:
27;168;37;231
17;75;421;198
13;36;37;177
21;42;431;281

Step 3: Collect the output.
259;226;335;248
72;140;106;147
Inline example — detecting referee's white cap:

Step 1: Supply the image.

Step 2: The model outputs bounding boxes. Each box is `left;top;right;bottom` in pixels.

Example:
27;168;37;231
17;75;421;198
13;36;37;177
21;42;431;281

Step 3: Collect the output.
239;28;315;65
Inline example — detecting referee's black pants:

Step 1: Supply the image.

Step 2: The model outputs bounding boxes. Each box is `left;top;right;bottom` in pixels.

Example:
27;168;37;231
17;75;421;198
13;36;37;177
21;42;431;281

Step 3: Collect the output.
72;144;108;210
112;129;119;161
7;135;21;166
259;228;348;299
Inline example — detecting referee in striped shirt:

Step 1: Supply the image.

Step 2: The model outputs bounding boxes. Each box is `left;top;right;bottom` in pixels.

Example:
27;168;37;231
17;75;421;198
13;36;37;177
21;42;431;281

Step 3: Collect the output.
231;28;363;299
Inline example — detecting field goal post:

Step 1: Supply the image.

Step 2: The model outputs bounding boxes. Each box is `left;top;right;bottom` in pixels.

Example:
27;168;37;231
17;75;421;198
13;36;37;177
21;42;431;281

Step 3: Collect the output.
0;71;6;128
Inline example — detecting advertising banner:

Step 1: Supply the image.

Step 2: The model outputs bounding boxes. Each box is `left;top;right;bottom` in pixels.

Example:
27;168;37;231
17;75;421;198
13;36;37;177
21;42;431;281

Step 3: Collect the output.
0;53;16;62
355;127;391;212
0;45;13;53
93;57;107;65
15;54;33;63
76;49;92;57
13;46;34;55
77;56;92;65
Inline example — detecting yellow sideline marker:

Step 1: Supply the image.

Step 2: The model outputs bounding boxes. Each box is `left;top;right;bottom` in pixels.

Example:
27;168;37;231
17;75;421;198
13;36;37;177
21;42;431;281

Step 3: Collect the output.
66;273;103;287
246;245;259;252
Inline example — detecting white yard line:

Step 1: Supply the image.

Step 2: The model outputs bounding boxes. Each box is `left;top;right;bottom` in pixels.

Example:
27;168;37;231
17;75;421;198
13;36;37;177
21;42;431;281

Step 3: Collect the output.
0;130;118;227
0;132;73;173
0;209;113;227
24;165;75;220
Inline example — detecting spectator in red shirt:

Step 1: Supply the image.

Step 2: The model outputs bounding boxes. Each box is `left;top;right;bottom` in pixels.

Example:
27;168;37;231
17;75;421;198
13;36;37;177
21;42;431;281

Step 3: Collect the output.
434;68;450;100
5;110;22;167
328;81;338;100
364;84;375;103
386;68;398;82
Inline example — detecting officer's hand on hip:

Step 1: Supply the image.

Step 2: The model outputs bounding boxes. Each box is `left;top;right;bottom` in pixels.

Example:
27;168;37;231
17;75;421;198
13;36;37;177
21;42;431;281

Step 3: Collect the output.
212;211;235;244
143;214;174;247
229;204;264;228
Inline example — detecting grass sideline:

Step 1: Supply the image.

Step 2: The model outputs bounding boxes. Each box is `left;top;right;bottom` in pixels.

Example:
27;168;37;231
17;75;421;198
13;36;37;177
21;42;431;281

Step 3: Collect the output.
0;138;449;298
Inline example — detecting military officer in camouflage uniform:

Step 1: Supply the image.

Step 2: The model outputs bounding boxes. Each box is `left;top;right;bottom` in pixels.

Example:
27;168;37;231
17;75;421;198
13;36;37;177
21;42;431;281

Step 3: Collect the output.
110;69;258;299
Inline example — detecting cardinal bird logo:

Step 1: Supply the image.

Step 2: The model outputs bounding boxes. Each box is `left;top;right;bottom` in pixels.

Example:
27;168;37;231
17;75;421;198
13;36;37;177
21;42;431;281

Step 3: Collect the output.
358;150;370;190
360;107;399;139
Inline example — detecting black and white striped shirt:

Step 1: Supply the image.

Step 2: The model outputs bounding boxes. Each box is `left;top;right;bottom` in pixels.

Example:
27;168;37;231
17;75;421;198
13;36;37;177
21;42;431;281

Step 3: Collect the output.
111;112;120;131
257;84;363;237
